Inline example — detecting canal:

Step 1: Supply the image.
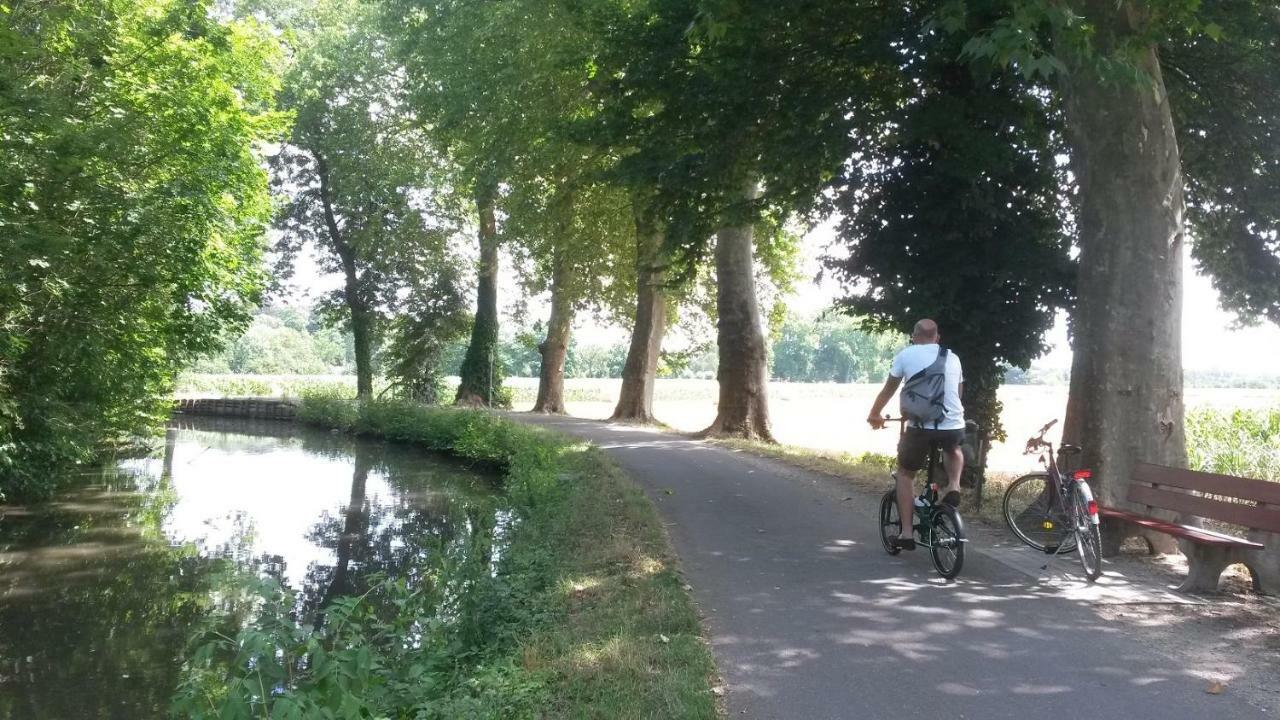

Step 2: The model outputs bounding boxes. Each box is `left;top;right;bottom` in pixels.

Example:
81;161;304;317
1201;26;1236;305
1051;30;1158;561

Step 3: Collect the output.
0;417;503;719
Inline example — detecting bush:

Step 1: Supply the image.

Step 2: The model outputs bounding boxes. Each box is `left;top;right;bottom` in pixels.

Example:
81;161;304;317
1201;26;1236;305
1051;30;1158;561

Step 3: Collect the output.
1187;407;1280;481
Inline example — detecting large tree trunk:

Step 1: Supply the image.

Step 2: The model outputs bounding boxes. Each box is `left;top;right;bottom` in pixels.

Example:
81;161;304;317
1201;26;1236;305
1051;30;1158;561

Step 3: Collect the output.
1060;3;1186;555
456;182;502;406
317;154;374;399
532;246;574;413
611;210;667;422
701;181;773;441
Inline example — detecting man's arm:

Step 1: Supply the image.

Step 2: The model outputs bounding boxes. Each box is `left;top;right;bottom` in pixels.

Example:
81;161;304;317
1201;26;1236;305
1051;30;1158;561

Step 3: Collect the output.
867;375;901;429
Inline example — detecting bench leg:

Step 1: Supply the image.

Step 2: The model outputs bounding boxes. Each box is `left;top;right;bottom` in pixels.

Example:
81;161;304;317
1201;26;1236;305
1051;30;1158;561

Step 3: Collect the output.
1244;531;1280;595
1176;541;1232;594
1101;518;1179;557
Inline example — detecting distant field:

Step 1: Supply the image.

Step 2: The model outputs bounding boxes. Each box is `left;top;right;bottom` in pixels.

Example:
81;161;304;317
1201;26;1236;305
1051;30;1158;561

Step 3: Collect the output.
504;377;1280;472
178;374;1280;473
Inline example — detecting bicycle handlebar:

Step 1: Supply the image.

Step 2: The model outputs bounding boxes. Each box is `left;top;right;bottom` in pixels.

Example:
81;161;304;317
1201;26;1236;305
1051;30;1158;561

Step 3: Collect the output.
1024;418;1059;454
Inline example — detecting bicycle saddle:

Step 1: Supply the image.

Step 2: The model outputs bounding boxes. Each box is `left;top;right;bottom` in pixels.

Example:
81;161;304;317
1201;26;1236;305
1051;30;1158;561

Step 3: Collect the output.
1059;444;1082;455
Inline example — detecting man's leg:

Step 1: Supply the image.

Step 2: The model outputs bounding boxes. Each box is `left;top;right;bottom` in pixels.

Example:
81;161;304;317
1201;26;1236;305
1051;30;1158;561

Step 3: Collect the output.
896;468;917;541
895;428;926;543
941;445;964;495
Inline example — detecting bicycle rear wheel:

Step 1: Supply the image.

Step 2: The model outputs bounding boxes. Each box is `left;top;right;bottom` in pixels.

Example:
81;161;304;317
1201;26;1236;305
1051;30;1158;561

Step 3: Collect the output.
1003;472;1076;553
929;505;965;579
1072;484;1103;581
879;490;902;555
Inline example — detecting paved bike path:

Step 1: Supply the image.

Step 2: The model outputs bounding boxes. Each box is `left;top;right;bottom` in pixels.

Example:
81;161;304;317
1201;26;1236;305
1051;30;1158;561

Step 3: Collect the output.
513;413;1270;719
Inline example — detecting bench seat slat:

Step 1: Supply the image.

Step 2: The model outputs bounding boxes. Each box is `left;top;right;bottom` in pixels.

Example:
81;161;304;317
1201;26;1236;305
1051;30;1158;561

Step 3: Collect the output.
1134;462;1280;506
1098;507;1265;549
1126;483;1280;533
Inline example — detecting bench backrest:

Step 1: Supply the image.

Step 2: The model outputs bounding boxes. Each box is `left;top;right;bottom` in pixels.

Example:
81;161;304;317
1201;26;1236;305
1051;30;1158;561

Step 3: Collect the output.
1127;463;1280;533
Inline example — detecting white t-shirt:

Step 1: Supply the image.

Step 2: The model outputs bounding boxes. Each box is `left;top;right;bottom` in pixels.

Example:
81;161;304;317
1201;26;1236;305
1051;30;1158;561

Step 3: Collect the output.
888;343;965;430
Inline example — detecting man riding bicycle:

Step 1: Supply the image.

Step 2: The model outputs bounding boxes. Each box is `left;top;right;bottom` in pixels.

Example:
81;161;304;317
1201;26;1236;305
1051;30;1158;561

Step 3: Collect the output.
867;319;965;550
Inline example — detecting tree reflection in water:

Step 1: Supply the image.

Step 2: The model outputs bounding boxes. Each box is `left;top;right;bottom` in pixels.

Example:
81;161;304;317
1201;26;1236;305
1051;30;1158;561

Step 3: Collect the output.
0;419;502;720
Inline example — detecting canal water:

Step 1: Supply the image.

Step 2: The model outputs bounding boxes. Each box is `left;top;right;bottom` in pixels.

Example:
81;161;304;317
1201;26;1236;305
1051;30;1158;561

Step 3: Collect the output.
0;417;503;719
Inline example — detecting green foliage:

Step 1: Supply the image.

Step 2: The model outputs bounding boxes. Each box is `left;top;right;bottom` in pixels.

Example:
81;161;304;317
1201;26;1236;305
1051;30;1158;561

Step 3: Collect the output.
939;0;1280;328
192;310;354;375
1164;4;1280;325
262;0;466;398
1186;408;1280;481
381;269;471;404
771;314;903;383
0;0;285;499
825;10;1074;443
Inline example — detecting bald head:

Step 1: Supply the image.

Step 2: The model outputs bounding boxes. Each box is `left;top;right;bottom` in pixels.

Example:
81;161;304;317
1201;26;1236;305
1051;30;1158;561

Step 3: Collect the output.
912;319;939;344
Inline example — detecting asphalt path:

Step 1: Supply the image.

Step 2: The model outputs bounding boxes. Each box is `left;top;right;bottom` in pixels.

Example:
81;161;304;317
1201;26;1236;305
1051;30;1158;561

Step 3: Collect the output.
512;413;1271;720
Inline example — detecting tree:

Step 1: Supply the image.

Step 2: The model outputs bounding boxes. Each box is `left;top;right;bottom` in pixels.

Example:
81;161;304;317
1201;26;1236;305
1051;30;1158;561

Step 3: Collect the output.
383;0;534;407
825;10;1074;444
771;314;903;383
611;202;671;421
0;0;284;498
270;0;455;400
380;268;470;404
1162;3;1280;324
943;0;1280;548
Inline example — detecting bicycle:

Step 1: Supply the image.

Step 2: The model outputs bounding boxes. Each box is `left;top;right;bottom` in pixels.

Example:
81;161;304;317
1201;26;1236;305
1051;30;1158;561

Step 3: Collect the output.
876;417;966;580
1001;419;1104;581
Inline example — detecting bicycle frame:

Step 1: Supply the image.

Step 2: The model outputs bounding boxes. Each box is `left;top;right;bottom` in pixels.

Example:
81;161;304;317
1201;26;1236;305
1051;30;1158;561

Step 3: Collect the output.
885;417;962;549
1027;420;1100;531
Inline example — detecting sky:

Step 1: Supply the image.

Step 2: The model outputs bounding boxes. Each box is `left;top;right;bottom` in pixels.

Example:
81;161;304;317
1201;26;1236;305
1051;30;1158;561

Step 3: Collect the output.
287;219;1280;376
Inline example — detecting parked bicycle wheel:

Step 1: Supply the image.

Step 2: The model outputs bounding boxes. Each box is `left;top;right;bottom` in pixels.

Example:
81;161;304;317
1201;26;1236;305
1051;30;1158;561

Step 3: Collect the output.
1072;484;1104;581
929;505;965;579
1003;472;1076;553
879;490;902;556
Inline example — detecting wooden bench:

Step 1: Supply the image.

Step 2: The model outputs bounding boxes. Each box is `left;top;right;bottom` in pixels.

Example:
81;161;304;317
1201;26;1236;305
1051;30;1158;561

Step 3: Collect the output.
1099;462;1280;594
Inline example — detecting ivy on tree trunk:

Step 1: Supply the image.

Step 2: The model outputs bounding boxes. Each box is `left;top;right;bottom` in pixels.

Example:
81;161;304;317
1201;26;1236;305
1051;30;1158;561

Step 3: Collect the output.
456;183;503;406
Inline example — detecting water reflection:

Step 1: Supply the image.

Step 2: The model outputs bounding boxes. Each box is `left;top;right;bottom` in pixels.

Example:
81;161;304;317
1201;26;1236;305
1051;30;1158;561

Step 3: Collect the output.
0;417;501;719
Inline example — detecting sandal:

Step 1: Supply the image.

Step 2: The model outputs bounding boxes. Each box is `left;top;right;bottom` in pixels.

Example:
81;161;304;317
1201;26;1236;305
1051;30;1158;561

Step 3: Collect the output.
942;491;961;509
892;537;917;551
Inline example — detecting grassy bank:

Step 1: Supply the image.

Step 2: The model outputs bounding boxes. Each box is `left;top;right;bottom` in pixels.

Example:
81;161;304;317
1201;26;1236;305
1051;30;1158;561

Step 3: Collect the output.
174;399;717;719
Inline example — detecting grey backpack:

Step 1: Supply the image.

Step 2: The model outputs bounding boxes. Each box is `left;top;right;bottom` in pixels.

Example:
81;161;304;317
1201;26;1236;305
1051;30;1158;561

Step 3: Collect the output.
900;347;949;428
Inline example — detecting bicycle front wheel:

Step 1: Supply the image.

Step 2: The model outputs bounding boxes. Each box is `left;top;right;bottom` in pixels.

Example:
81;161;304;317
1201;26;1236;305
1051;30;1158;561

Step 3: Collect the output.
1072;484;1103;581
879;490;902;556
929;505;965;579
1002;472;1076;553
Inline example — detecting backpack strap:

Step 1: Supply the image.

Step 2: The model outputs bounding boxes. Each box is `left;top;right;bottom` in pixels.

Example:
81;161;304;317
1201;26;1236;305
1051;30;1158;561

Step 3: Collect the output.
928;347;948;429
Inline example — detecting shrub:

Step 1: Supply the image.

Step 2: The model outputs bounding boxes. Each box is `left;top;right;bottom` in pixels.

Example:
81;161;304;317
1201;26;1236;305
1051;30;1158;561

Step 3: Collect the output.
1186;407;1280;481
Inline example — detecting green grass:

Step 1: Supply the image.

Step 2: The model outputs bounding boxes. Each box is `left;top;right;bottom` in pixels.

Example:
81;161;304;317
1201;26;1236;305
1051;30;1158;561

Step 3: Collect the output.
175;398;717;719
1187;407;1280;481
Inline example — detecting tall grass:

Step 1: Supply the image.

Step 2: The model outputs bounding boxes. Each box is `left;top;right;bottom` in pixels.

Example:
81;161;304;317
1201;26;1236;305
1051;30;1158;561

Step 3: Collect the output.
1186;408;1280;481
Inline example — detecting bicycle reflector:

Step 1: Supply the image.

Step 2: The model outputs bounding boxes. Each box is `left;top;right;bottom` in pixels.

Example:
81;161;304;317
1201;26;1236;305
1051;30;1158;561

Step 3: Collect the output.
1087;500;1099;516
1073;470;1092;480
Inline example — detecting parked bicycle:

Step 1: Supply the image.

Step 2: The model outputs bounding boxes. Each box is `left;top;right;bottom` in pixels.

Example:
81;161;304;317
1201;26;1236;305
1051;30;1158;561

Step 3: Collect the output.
876;417;966;579
1002;419;1104;581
